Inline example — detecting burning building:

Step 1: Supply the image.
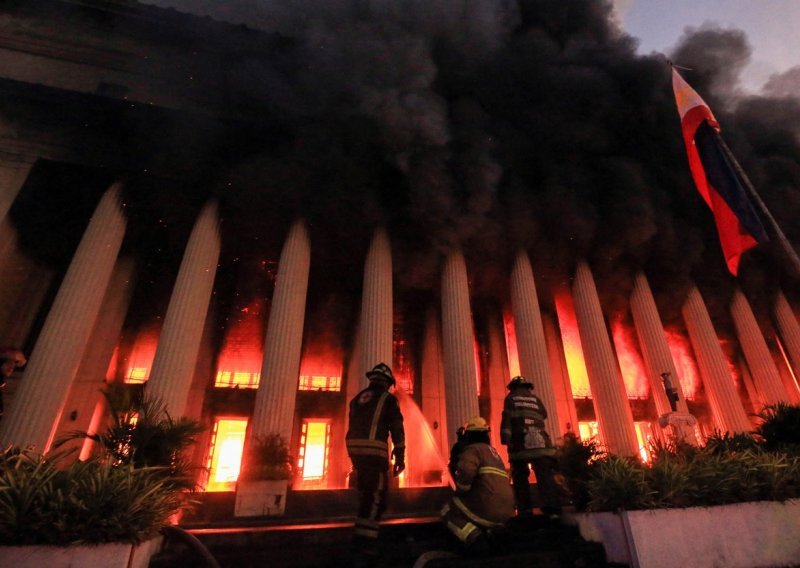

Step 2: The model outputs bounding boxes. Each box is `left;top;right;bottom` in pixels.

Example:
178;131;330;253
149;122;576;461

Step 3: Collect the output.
1;0;800;504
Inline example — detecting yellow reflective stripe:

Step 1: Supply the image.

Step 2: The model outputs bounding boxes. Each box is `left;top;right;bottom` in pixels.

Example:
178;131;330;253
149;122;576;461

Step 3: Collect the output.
369;392;389;440
369;471;385;520
452;496;503;528
446;520;480;543
456;482;472;492
347;447;389;458
478;466;508;478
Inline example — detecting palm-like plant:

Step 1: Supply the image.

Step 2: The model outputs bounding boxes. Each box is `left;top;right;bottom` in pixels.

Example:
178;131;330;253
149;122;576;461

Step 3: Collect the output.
756;403;800;455
56;385;204;488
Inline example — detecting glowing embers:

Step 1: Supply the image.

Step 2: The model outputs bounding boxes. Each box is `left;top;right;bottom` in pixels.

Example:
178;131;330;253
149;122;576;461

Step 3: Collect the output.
296;420;330;488
123;327;159;384
298;375;341;391
215;299;265;389
205;418;247;492
393;336;414;394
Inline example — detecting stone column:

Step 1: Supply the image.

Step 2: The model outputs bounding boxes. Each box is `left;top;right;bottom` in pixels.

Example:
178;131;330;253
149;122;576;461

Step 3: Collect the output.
682;286;751;433
542;312;579;439
441;249;479;447
0;184;126;451
250;220;310;443
510;250;561;439
56;258;136;457
486;311;510;464
773;290;800;399
359;228;393;390
572;261;639;456
421;307;448;458
631;272;696;443
146;202;220;418
730;289;789;407
630;272;689;416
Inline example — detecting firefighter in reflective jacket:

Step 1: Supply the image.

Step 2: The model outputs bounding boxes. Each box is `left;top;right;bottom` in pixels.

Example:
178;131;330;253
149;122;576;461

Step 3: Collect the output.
501;376;561;517
346;362;405;563
442;417;514;550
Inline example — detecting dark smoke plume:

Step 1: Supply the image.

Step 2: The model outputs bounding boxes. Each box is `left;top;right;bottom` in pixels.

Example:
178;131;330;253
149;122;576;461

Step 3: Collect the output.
132;0;800;331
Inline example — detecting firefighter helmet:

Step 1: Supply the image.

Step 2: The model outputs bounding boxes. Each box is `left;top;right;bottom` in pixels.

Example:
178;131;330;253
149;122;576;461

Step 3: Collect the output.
366;362;396;386
506;376;533;390
464;416;490;432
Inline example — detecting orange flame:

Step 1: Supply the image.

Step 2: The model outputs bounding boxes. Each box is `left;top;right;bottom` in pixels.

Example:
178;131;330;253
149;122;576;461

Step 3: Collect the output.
665;329;700;400
502;309;521;378
554;290;591;398
610;317;649;398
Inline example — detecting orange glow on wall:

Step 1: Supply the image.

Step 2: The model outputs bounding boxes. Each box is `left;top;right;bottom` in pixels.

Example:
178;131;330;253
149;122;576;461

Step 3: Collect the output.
393;335;415;394
215;299;265;389
580;420;654;462
205;418;247;492
298;343;343;393
555;290;591;398
665;329;700;400
298;375;341;391
502;309;521;378
610;317;649;399
124;327;160;384
296;420;330;489
473;336;482;397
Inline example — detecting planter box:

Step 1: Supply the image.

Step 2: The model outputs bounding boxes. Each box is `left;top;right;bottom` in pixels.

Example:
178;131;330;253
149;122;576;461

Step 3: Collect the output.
566;499;800;567
234;479;288;517
0;536;163;568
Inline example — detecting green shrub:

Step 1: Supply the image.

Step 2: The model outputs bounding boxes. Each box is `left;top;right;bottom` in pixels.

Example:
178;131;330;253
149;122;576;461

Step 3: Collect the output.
555;432;603;510
586;456;653;512
0;449;184;545
756;403;800;455
239;433;292;482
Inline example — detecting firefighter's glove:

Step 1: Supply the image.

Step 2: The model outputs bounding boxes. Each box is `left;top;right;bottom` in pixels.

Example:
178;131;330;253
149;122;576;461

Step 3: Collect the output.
392;448;405;477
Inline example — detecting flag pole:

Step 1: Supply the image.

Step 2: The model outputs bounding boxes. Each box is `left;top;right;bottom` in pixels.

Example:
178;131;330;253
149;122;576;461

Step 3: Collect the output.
711;129;800;279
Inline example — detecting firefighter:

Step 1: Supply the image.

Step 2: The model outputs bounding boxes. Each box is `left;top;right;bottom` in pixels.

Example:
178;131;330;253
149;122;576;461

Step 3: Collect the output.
441;416;514;552
501;376;562;518
346;362;405;565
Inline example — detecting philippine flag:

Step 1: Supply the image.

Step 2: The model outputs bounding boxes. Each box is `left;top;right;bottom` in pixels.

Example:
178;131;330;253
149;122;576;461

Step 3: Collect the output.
672;68;768;275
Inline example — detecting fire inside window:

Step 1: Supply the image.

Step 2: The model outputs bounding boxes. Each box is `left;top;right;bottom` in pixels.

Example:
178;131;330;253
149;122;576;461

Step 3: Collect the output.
578;420;655;462
125;367;148;384
297;420;330;488
205;418;247;492
298;375;341;392
215;371;261;389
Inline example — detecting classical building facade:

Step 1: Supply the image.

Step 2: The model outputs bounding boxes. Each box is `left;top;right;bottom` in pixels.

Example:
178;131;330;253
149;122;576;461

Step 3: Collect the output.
1;1;798;498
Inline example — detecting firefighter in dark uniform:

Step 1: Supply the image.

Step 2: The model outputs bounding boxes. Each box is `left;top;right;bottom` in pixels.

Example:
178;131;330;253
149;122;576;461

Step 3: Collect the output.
501;376;561;517
441;416;514;552
346;362;405;564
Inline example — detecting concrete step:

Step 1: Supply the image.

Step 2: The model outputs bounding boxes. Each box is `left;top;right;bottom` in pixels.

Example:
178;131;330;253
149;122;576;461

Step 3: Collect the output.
149;515;612;568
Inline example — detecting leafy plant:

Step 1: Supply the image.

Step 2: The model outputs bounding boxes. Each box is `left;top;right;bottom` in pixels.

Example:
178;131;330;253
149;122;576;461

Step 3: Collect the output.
756;403;800;455
703;430;761;455
0;448;184;545
56;386;204;489
586;456;653;512
239;433;292;482
555;432;604;510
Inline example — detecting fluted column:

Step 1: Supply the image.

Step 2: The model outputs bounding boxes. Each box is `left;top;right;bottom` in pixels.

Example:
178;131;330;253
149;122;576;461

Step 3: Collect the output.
510;250;561;439
731;289;789;407
682;286;751;433
0;184;126;451
56;258;136;457
359;228;393;390
0;160;32;225
441;249;479;447
250;220;311;442
486;311;510;463
421;307;448;457
631;272;689;416
146;202;220;418
773;290;800;400
542;312;579;439
572;261;638;456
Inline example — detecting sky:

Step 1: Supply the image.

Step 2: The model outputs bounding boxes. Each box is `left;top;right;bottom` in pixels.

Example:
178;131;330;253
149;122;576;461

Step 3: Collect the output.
614;0;800;92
